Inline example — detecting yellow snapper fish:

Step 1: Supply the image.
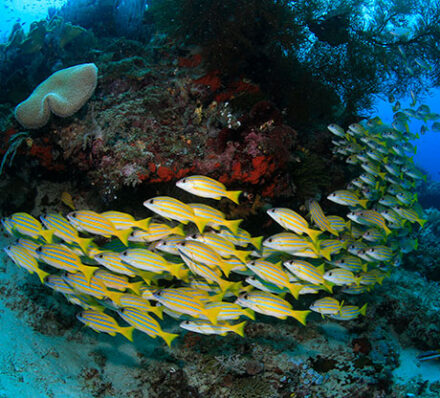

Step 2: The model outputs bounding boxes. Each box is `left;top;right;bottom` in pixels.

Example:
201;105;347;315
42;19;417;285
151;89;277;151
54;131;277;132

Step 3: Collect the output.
4;244;50;284
283;259;326;287
179;251;235;292
188;203;242;234
214;227;263;250
9;212;54;243
328;304;367;320
246;259;303;299
117;307;179;347
128;222;185;242
186;232;250;264
327;190;368;209
119;248;185;279
16;238;43;258
36;243;98;283
262;232;318;255
179;320;246;337
176;240;236;277
323;268;361;286
101;211;151;231
309;296;343;316
307;199;338;236
40;213;93;254
118;294;164;319
93;269;144;295
143;196;208;233
155;235;185;255
235;291;310;325
153;288;222;325
176;175;242;204
44;274;77;295
67;210;132;246
266;208;322;244
198;301;255;321
76;309;134;341
61;191;76;210
62;272;123;305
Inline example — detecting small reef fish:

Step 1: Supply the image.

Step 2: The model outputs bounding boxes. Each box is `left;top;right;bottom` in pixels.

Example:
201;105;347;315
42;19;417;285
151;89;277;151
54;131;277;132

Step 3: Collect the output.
329;304;367;320
307;199;338;236
262;232;318;255
77;309;134;341
101;211;151;231
179;320;246;336
118;307;178;347
93;269;144;295
67;210;132;246
310;296;343;316
176;175;242;204
143;196;208;233
235;291;310;325
188;203;242;234
327;190;368;209
118;294;164;319
40;213;93;253
128;222;184;242
4;244;49;283
267;208;322;244
9;212;54;243
44;274;77;295
323;268;361;286
283;259;326;287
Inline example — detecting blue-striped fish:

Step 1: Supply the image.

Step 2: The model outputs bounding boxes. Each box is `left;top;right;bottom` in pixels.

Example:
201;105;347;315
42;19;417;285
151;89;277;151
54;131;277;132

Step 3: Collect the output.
310;297;343;316
347;210;391;235
180;320;246;336
365;245;394;262
326;215;347;233
393;206;426;227
235;291;310;325
245;276;288;294
155;235;185;255
67;210;132;246
101;211;151;231
176;175;242;204
262;232;317;255
323;268;361;286
143;196;208;233
266;208;322;243
77;309;134;341
198;301;254;321
37;244;98;283
16;238;42;258
40;213;93;253
153;288;222;325
10;212;54;242
4;244;49;283
215;228;263;250
327;123;346;137
246;259;303;299
128;222;185;243
327;190;368;209
329;304;367;320
94;269;144;295
307;199;338;236
282;259;326;286
118;307;178;347
330;255;367;272
62;272;123;305
44;274;76;295
118;294;164;319
120;248;185;279
188;203;242;234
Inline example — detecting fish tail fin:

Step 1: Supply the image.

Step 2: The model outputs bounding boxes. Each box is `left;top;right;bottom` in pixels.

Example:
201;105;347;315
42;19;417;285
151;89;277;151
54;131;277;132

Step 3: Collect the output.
80;265;99;284
226;190;242;205
171;224;185;237
219;261;237;278
354;276;363;286
76;237;93;254
40;229;54;243
129;281;144;296
306;228;322;244
378;172;386;180
250;236;264;250
160;331;179;348
360;303;368;316
384;224;392;236
202;307;221;325
287;283;302;300
231;321;246;337
329;227;339;237
319;247;333;261
136;270;154;285
376;276;385;285
358;199;369;209
177;267;190;282
135;217;151;231
150;305;164;320
233;250;250;265
361;262;368;272
216;278;235;292
115;228;132;246
166;263;184;279
243;308;255;320
119;326;135;342
418;218;427;228
106;290;122;306
209;292;225;302
323;281;334;294
223;219;243;235
35;267;50;284
192;216;209;234
290;310;310;326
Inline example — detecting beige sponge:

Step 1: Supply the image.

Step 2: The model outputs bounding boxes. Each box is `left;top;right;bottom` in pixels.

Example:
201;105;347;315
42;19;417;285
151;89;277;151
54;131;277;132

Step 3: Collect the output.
15;63;98;129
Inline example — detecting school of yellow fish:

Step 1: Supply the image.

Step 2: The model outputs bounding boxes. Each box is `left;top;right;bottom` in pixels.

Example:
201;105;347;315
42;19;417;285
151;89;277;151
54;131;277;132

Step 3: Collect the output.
1;116;426;347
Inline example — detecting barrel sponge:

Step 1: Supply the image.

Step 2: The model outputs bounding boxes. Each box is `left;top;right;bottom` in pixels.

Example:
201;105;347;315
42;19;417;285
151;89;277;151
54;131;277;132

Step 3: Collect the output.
15;63;98;129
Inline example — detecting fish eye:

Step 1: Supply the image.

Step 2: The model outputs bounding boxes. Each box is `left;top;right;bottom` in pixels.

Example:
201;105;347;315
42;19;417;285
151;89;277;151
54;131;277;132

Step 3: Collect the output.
71;212;76;217
181;242;186;246
122;251;127;256
98;254;103;258
182;179;186;183
243;294;248;299
268;238;272;243
370;248;375;252
191;234;197;239
36;246;42;252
